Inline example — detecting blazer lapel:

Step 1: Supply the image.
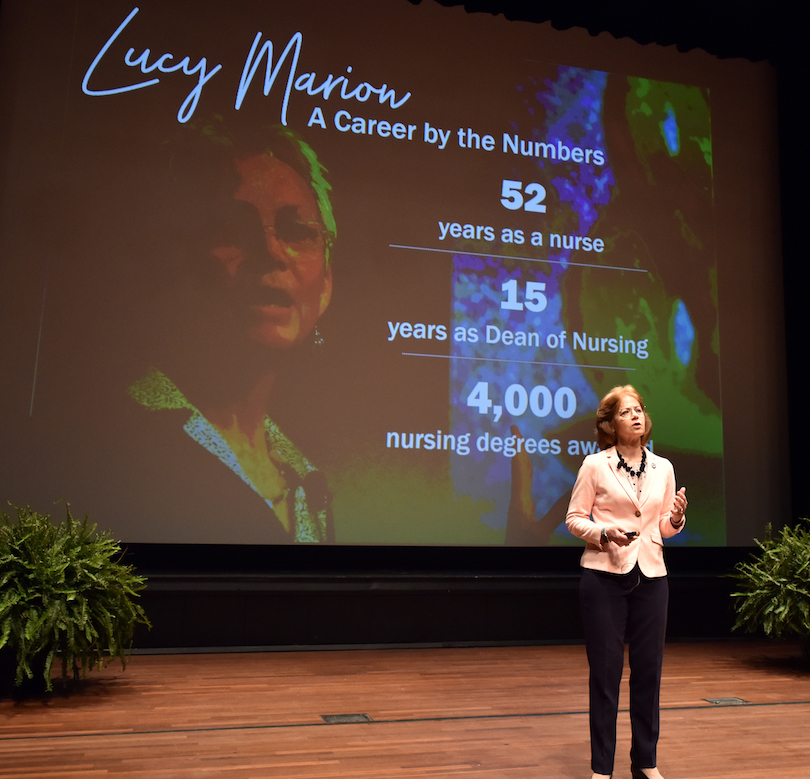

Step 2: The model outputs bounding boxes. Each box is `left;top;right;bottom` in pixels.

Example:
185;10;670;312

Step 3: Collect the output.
605;447;641;508
638;449;659;509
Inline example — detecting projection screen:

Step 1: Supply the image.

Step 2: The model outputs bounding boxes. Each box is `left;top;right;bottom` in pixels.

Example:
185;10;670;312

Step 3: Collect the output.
0;0;784;546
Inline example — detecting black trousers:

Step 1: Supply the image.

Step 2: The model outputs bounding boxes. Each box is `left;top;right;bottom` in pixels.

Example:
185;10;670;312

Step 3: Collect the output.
580;566;669;775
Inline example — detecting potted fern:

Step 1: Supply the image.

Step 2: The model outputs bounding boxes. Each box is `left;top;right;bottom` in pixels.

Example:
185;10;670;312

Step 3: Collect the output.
0;503;150;694
730;519;810;661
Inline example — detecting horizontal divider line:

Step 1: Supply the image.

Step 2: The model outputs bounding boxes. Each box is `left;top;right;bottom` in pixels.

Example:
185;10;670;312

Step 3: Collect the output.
401;352;633;371
388;243;648;273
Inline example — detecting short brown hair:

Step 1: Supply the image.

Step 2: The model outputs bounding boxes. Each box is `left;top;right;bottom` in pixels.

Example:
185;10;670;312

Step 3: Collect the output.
595;385;652;449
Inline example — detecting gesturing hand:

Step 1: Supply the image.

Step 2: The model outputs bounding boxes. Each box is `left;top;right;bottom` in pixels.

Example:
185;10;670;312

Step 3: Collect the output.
670;486;687;526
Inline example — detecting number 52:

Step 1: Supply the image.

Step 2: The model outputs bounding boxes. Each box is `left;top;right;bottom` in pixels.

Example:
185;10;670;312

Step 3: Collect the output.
500;179;547;213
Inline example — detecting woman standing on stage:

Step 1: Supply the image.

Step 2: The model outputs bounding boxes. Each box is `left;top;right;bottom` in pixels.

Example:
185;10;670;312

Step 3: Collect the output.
565;385;687;779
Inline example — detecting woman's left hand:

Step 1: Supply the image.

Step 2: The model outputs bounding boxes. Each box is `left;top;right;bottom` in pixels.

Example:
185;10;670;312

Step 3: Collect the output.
671;486;687;523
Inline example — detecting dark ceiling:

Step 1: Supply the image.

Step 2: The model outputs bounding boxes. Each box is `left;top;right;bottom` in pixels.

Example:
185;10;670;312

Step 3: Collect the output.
413;1;795;64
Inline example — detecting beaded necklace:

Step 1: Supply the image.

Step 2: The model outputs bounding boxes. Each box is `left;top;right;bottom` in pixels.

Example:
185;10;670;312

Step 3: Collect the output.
616;448;646;495
616;448;646;477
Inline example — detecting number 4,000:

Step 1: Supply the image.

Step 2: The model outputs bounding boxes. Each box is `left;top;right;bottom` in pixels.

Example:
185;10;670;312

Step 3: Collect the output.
467;381;577;420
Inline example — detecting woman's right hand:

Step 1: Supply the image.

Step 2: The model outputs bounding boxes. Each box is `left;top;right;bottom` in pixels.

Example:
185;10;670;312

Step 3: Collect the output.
603;527;638;547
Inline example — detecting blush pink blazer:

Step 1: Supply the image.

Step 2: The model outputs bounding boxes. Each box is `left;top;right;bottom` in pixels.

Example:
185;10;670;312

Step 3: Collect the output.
565;447;684;577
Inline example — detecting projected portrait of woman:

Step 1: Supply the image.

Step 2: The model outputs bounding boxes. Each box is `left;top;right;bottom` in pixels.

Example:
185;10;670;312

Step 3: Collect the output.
125;123;336;543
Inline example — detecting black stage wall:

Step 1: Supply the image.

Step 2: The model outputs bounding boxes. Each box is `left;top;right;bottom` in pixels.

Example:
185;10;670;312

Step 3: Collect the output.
127;545;744;649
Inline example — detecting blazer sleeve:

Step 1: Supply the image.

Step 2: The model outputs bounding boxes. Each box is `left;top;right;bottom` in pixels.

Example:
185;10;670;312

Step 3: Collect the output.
565;454;603;545
658;457;684;539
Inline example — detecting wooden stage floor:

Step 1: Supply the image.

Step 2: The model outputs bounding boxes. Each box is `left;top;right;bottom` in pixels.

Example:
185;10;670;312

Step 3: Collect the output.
1;640;808;778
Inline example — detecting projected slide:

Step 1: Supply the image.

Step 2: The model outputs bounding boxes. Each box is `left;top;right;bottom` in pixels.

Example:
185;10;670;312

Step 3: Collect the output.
0;0;724;545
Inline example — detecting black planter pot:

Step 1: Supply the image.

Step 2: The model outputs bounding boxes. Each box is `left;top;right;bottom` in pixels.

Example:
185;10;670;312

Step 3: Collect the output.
0;646;50;699
0;645;16;698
